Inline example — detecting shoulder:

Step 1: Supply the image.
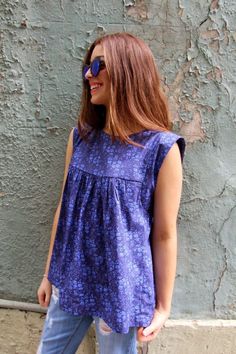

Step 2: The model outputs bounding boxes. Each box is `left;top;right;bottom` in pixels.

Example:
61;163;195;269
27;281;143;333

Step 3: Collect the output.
151;131;185;180
154;130;185;163
71;126;82;149
72;126;78;138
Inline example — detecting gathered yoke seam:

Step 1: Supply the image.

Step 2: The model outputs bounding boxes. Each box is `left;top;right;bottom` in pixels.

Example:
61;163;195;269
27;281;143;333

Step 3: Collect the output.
70;165;144;185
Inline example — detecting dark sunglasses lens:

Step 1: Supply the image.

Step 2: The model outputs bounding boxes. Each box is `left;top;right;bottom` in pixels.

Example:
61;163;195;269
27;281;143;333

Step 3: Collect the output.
82;65;89;79
91;58;100;77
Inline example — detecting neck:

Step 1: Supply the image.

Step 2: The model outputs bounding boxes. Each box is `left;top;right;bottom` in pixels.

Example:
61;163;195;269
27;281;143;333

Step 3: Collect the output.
104;110;111;133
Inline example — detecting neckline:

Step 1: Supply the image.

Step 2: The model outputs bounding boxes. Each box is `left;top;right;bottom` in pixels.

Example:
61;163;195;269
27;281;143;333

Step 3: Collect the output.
101;129;146;138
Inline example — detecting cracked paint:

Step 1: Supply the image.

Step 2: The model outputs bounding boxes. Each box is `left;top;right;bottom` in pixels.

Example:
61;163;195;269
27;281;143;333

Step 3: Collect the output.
211;0;219;11
213;201;236;316
179;111;205;143
213;246;228;313
124;0;148;21
123;0;136;6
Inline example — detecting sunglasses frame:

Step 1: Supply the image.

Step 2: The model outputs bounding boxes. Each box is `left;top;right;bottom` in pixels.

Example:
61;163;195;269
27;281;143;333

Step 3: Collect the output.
82;56;106;80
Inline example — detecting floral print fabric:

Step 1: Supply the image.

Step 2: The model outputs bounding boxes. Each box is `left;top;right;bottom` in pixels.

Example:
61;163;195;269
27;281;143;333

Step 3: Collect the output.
48;127;185;334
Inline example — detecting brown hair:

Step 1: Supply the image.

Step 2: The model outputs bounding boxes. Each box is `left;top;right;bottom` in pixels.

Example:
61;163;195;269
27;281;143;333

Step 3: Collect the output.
78;32;171;146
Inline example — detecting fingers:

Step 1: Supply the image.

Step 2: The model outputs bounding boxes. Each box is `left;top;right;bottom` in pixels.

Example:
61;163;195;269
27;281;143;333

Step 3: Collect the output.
143;324;156;337
37;290;46;307
137;326;161;342
38;290;50;307
44;288;51;307
37;281;52;308
137;309;169;342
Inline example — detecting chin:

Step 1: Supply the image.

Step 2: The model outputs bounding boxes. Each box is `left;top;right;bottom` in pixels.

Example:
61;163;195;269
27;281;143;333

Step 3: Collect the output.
91;96;107;106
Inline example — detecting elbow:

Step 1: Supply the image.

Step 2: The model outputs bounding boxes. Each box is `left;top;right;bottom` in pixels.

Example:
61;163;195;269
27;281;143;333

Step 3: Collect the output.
152;227;177;242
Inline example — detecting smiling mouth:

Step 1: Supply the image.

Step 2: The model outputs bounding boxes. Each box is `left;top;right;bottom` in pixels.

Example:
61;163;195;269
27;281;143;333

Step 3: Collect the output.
90;84;103;94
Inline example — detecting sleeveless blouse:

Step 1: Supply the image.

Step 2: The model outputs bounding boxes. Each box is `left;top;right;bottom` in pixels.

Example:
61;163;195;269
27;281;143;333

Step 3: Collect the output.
48;127;185;334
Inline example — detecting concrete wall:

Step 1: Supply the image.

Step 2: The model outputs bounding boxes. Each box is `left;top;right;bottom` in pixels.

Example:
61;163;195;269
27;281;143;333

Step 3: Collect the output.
1;0;236;323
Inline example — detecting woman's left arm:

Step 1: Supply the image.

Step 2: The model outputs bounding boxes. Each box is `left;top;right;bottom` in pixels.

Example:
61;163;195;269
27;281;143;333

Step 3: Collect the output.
138;142;183;342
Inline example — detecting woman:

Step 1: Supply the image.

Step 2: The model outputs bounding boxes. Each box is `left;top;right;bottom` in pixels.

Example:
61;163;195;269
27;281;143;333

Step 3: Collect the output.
37;32;185;354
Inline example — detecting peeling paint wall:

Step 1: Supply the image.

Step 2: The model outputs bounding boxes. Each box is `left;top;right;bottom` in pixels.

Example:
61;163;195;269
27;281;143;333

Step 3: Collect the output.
1;0;236;321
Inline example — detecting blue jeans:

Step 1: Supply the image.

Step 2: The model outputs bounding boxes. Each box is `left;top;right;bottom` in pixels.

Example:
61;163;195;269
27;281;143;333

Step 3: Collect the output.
37;286;138;354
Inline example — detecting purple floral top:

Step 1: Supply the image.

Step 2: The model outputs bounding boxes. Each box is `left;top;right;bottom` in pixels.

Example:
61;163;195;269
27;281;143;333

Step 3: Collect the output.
48;127;185;334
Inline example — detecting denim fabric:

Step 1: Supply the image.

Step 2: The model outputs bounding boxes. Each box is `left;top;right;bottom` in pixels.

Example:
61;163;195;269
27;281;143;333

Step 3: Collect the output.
48;128;185;333
37;286;137;354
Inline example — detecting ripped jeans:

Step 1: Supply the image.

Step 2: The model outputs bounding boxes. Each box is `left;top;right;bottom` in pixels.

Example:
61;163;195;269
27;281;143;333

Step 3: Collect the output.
37;286;137;354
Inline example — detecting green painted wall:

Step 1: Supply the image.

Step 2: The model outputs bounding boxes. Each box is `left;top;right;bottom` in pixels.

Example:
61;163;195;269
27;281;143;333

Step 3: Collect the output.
1;0;236;319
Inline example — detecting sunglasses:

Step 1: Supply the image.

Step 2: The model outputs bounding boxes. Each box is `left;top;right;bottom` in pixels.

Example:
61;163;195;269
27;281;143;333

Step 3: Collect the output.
82;56;106;80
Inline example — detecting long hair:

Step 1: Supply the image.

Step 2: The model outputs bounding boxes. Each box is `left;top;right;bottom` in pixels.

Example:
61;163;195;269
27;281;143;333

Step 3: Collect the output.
78;32;171;146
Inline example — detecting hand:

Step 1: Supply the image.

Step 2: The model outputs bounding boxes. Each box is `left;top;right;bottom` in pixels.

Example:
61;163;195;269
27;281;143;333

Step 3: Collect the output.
137;308;169;342
37;277;52;308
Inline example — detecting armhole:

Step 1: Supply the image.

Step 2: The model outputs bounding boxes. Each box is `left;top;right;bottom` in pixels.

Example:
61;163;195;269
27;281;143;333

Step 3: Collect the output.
176;137;185;164
153;134;185;187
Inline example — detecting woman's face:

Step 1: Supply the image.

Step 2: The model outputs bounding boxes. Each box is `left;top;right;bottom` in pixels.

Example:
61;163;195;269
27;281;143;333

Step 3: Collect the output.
85;44;111;108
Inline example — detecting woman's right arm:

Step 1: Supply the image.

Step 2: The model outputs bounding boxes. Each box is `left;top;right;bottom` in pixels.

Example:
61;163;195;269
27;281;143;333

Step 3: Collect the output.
37;127;75;307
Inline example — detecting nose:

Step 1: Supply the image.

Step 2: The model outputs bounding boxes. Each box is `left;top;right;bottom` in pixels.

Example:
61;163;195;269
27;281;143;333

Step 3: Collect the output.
85;68;92;80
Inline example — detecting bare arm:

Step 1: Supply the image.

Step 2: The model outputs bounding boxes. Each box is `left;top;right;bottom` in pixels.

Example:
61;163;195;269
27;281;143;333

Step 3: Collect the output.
37;127;74;307
137;142;183;341
151;142;183;314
